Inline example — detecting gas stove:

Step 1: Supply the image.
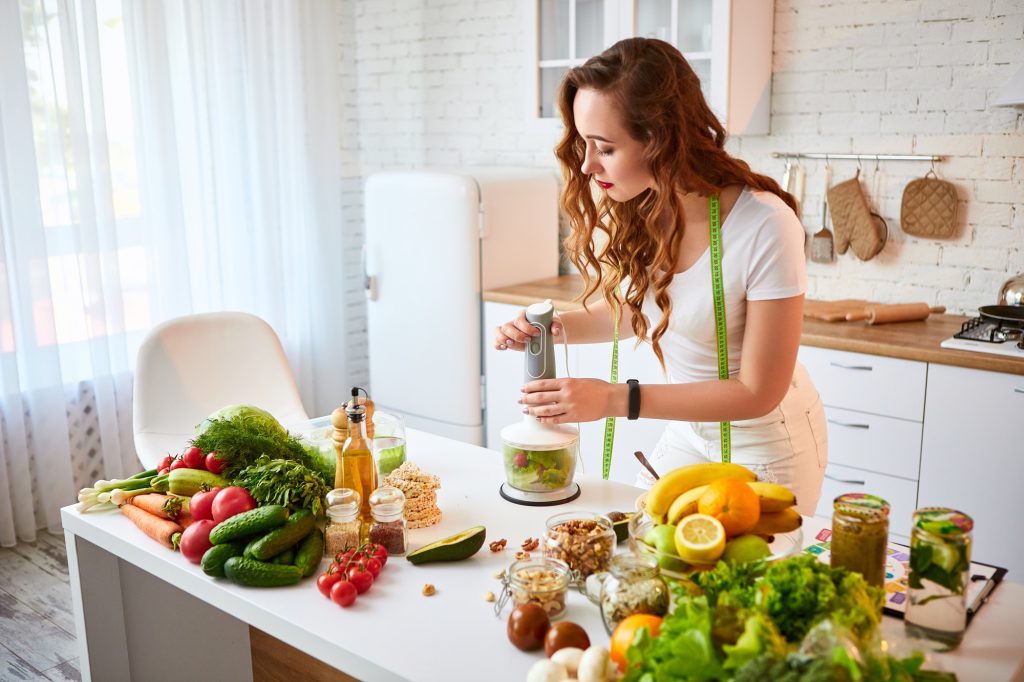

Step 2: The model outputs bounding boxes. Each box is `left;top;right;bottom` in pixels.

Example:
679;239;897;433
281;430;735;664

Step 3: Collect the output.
940;317;1024;359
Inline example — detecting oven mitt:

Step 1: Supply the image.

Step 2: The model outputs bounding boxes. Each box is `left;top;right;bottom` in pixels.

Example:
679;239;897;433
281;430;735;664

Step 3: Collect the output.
901;171;957;238
828;170;886;260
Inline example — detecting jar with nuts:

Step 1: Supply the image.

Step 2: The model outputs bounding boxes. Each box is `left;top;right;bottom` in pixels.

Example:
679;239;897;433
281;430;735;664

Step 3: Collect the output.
598;552;668;634
497;557;570;620
542;511;615;582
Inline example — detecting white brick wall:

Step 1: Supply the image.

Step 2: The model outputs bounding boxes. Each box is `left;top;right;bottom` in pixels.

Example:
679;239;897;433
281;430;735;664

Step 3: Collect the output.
340;0;1024;386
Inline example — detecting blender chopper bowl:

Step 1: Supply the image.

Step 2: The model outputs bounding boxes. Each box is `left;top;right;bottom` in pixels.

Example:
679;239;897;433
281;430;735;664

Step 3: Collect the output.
499;300;581;506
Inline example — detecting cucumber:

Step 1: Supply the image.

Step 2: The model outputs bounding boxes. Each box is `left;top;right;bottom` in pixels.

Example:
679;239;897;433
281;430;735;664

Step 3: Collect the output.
293;528;324;577
152;469;229;496
209;505;289;545
247;509;315;561
223;556;302;587
271;548;296;565
201;542;245;577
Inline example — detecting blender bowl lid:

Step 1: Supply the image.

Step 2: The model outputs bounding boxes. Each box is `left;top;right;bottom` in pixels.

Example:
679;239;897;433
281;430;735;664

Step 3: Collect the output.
500;416;578;449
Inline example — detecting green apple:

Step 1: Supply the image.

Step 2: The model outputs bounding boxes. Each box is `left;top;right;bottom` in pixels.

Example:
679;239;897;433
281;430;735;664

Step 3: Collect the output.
722;534;771;565
643;524;687;571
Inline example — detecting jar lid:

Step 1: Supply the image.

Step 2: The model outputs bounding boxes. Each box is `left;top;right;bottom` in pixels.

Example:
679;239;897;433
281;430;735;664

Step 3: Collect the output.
325;488;360;520
833;493;890;520
501;415;579;449
369;485;405;518
913;507;973;537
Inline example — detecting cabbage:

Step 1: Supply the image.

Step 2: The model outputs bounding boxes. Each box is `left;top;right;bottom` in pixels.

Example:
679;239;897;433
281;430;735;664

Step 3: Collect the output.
196;404;286;437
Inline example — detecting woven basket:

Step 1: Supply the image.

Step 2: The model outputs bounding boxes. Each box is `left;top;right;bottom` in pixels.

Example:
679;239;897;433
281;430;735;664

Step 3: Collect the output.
901;172;957;238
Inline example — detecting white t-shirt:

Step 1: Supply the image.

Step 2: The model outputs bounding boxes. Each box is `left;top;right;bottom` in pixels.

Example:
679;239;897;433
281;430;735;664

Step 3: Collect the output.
636;186;806;384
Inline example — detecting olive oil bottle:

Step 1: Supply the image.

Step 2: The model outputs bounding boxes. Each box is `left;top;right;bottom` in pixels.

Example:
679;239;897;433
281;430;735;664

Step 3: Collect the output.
331;388;378;536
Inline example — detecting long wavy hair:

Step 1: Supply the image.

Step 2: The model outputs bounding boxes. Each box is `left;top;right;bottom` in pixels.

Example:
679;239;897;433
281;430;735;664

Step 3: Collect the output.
555;38;796;367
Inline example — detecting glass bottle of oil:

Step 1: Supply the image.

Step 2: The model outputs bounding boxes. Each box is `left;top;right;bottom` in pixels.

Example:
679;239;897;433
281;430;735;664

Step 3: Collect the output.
331;388;377;537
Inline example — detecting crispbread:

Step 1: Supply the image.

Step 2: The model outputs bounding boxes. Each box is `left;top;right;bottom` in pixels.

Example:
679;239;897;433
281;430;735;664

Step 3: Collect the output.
383;461;442;528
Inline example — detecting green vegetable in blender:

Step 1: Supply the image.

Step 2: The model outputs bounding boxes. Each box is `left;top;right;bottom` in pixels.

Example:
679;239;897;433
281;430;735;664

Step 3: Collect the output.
503;445;573;491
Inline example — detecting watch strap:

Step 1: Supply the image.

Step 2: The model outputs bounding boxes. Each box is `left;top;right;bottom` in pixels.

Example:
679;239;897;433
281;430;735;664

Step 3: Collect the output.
626;379;640;420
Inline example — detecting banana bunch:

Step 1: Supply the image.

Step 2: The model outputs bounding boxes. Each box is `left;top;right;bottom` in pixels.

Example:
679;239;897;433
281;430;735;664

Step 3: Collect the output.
646;462;800;533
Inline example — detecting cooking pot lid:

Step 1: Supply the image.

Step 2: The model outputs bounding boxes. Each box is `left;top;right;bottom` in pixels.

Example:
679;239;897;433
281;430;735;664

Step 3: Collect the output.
978;305;1024;324
500;415;578;449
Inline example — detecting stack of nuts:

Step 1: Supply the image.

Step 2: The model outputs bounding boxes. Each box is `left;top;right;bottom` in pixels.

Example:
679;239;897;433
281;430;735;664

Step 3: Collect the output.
542;516;615;579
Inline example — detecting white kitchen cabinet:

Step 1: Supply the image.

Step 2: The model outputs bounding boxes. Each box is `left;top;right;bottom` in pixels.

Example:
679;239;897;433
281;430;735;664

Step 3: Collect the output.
526;0;774;135
815;463;918;541
918;364;1024;579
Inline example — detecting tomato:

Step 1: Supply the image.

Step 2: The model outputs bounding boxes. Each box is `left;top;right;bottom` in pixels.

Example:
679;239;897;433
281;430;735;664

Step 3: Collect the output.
363;542;387;567
507;603;550;652
211;486;257;523
189;487;222;521
158;455;173;471
204;451;226;474
317;570;343;598
179;520;216;564
169;458;188;471
330;579;357;607
181;446;205;469
544;621;590;657
347;567;373;594
335;549;357;565
360;556;382;578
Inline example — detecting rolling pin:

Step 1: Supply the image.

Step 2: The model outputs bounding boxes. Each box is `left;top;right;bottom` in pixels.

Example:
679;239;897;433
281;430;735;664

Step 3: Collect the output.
845;303;946;325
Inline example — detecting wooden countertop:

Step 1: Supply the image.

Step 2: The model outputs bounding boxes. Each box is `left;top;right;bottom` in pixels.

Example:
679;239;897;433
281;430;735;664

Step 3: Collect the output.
483;275;1024;376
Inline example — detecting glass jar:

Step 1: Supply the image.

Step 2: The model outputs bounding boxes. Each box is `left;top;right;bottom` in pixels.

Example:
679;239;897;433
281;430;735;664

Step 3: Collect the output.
367;486;407;555
324;488;362;558
830;493;890;587
542;511;615;581
905;508;973;651
599;553;669;634
500;557;571;619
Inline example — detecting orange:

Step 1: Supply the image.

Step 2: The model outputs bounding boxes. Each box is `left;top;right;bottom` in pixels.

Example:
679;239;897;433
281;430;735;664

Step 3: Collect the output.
697;478;761;537
610;613;663;672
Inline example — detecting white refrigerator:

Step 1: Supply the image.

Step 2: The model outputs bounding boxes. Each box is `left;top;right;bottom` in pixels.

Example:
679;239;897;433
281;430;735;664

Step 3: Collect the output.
364;168;560;445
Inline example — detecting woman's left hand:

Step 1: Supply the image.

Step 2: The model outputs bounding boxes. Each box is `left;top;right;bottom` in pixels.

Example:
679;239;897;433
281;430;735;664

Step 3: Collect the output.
519;378;615;424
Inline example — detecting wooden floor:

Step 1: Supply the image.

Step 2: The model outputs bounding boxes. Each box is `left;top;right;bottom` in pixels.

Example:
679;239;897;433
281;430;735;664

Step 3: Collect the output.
0;533;81;681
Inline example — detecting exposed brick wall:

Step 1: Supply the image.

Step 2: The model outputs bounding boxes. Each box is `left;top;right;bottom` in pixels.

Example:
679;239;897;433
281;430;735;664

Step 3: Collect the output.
341;0;1023;384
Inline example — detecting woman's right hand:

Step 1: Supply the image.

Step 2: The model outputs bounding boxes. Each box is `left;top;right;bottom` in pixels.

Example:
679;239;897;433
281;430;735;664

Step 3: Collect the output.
494;309;563;351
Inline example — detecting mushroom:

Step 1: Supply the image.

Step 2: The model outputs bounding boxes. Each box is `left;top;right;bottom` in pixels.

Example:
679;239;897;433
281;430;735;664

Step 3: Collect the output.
549;647;585;677
576;646;612;682
526;659;569;682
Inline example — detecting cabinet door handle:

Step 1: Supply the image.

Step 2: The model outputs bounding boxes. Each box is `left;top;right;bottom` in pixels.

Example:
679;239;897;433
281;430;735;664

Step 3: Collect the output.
827;419;870;429
825;473;865;485
829;361;873;371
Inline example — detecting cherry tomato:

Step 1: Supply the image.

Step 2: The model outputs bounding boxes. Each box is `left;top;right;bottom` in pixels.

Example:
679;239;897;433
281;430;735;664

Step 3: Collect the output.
335;549;357;565
362;542;388;567
182;446;205;469
317;570;343;598
330;579;358;607
169;458;188;471
360;556;382;578
347;567;373;594
157;455;173;471
204;451;226;474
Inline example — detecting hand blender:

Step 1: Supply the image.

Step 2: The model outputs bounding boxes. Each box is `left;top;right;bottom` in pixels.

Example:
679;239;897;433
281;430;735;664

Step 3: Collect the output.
499;300;581;506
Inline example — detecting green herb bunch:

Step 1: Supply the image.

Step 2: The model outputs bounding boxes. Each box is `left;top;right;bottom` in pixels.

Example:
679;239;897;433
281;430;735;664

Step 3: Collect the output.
232;456;330;518
192;416;331;484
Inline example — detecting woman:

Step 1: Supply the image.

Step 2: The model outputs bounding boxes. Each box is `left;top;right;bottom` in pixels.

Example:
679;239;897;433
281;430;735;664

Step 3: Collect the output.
494;38;827;515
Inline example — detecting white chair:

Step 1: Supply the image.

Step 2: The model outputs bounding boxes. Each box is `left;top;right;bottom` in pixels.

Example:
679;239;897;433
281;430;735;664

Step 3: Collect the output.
132;311;309;469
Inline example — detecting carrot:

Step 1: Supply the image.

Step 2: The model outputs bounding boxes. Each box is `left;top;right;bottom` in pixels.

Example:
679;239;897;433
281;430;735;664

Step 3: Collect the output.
178;510;195;529
120;503;183;549
130;493;183;521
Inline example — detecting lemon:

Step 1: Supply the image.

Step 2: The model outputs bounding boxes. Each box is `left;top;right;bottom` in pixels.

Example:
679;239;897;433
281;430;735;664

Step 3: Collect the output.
674;513;726;565
721;534;771;565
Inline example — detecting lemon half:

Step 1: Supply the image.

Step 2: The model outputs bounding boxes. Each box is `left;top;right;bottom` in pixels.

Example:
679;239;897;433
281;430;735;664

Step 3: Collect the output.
674;513;726;565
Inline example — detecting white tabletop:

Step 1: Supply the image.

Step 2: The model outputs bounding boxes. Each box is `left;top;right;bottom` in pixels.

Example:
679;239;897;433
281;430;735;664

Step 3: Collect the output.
61;428;1024;682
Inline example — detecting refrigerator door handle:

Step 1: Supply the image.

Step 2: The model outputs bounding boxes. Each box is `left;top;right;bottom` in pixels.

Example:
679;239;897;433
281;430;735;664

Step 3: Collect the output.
363;244;378;301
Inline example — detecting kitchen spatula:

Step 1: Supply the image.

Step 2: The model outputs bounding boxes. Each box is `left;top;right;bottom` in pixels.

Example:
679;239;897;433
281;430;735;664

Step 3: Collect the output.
810;161;834;263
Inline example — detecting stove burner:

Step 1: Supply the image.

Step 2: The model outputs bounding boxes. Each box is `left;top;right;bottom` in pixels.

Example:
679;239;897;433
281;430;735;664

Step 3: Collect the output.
954;317;1024;345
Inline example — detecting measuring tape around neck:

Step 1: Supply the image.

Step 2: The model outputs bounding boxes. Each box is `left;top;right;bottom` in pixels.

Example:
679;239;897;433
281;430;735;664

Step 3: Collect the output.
600;298;620;480
709;194;732;463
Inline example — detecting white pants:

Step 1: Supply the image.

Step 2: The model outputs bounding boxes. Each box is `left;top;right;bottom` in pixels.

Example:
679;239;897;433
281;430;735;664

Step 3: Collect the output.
636;362;828;516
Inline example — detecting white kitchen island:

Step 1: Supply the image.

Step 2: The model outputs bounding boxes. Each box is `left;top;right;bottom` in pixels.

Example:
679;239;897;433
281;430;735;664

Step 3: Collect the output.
62;428;1024;682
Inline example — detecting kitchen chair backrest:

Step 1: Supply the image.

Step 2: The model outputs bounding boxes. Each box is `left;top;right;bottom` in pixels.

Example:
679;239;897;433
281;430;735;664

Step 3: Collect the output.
132;311;308;468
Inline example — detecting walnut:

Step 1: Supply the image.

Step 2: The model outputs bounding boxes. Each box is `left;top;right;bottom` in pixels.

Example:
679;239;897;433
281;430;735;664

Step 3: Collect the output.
489;538;508;552
421;583;436;596
521;537;539;552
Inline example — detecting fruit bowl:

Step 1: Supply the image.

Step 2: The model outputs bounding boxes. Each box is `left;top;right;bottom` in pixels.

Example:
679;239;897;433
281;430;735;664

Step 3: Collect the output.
627;512;803;581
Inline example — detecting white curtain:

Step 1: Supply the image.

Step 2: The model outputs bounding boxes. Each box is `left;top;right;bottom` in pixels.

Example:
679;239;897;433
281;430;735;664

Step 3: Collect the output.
0;0;345;547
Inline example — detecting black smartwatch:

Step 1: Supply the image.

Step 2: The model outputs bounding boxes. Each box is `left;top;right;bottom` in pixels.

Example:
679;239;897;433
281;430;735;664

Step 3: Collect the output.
626;379;640;420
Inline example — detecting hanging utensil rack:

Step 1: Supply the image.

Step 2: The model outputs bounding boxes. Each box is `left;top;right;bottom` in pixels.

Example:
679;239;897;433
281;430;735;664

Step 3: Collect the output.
771;152;944;162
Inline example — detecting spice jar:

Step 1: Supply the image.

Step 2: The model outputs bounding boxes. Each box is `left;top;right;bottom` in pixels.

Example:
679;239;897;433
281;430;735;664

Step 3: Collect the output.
542;511;615;581
498;557;571;620
905;508;973;651
367;485;407;555
324;488;362;558
830;493;890;587
599;553;669;634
